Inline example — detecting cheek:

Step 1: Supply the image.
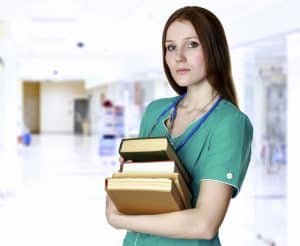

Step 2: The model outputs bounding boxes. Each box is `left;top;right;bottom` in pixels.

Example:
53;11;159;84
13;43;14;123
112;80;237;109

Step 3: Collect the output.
191;53;205;66
165;53;170;63
165;54;174;69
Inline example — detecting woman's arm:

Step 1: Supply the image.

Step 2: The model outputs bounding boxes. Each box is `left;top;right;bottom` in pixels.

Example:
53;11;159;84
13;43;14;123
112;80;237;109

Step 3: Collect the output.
106;180;232;240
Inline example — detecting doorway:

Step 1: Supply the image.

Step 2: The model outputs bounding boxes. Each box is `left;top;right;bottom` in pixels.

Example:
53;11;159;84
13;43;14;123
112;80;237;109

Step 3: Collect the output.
23;82;40;134
74;98;89;134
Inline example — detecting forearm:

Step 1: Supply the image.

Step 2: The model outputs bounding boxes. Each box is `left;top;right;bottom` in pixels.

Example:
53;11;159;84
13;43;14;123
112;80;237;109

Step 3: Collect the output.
113;208;215;240
106;181;232;240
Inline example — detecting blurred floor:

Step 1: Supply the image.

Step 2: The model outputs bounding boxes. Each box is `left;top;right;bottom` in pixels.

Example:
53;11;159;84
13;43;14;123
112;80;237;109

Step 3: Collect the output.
0;134;286;246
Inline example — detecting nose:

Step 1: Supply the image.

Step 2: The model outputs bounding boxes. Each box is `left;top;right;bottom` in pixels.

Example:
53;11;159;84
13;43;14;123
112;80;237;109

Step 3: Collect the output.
175;47;186;62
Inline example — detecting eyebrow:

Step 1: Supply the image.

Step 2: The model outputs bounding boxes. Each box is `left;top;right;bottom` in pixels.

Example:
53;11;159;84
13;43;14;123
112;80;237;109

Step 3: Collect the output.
165;36;199;43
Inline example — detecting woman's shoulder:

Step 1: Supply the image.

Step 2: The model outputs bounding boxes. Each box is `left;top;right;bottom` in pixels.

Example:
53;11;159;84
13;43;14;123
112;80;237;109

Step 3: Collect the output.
145;96;178;113
207;99;253;145
215;99;252;127
148;96;178;107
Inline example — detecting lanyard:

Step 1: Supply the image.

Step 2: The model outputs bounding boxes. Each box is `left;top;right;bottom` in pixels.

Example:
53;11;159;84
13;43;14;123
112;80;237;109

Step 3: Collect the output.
148;95;222;152
175;96;222;152
147;93;186;137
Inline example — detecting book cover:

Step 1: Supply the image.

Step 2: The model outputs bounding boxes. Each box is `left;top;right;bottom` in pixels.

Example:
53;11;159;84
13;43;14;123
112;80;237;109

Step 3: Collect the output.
105;177;184;214
112;171;192;209
120;160;179;173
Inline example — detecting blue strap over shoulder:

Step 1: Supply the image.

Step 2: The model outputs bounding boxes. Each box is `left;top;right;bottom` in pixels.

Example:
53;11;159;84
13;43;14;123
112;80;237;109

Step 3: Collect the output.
148;94;222;152
175;97;222;152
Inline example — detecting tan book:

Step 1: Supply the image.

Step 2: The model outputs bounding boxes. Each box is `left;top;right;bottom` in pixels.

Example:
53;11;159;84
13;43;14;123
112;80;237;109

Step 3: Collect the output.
105;177;184;214
119;137;191;185
120;160;180;173
112;171;192;209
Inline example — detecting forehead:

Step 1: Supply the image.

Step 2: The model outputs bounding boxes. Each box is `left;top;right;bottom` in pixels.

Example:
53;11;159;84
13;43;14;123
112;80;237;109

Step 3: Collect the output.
165;20;197;40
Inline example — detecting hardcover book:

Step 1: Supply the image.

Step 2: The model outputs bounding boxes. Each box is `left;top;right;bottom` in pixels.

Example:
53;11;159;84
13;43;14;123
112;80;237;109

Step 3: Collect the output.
120;160;179;173
105;177;184;214
112;171;191;209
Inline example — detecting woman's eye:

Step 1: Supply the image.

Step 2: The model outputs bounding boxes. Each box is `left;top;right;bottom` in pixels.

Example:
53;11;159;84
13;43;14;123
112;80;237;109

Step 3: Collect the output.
166;44;176;51
187;41;199;48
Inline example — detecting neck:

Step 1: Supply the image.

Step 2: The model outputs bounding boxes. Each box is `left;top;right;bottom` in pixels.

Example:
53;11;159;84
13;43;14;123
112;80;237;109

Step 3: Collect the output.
180;80;218;110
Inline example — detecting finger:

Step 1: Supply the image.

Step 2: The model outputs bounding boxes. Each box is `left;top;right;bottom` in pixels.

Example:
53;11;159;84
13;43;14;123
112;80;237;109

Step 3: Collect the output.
118;156;124;164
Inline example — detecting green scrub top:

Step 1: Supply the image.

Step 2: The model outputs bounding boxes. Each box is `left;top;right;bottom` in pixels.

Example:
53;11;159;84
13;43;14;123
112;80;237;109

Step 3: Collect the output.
122;96;253;246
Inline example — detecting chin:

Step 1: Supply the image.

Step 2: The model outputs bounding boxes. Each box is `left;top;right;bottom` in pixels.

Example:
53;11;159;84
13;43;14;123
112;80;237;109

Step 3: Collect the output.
175;79;197;87
174;77;190;86
176;82;191;87
175;76;207;87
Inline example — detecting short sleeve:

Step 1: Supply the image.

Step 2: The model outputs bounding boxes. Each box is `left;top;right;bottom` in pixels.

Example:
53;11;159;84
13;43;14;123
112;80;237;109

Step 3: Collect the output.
197;112;253;198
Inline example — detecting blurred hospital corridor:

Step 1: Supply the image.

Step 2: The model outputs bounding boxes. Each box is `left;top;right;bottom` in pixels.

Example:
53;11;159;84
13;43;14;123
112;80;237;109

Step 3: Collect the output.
1;1;300;245
0;134;286;245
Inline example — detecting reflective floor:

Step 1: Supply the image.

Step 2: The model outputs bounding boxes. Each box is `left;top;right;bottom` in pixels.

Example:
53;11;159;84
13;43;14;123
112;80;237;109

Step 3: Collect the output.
0;135;286;245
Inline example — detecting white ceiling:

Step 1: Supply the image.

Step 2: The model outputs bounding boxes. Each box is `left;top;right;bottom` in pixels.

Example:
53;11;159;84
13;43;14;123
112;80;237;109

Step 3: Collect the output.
0;0;284;82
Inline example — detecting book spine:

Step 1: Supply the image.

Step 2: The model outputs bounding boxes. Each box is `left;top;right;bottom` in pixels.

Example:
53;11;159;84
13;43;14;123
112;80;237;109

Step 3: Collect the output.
166;144;191;185
170;179;185;210
175;174;192;209
172;157;191;185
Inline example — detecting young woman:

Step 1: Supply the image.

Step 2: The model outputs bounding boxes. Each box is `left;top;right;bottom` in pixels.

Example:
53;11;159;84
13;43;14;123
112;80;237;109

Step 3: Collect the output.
106;6;253;245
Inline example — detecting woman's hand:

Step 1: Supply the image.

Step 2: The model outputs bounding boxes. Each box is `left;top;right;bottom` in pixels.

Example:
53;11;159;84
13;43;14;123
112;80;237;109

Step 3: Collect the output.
118;156;124;171
105;156;132;229
118;156;132;171
105;195;123;229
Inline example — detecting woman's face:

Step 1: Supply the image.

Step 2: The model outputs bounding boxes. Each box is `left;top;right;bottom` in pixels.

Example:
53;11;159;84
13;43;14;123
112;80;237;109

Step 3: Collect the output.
165;20;206;87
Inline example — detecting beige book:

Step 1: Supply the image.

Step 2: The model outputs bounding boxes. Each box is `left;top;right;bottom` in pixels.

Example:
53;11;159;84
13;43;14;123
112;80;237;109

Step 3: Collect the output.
105;177;184;214
120;160;179;173
112;172;191;209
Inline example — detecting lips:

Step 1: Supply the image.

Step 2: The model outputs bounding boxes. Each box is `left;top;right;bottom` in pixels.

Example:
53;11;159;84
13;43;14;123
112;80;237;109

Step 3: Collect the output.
176;68;190;74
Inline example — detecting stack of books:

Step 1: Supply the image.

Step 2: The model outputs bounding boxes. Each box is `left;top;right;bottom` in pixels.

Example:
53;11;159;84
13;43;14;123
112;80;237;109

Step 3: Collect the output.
105;137;192;215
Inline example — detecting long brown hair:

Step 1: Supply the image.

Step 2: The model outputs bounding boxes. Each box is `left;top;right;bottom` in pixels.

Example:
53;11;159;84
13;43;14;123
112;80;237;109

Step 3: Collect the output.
162;6;238;106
